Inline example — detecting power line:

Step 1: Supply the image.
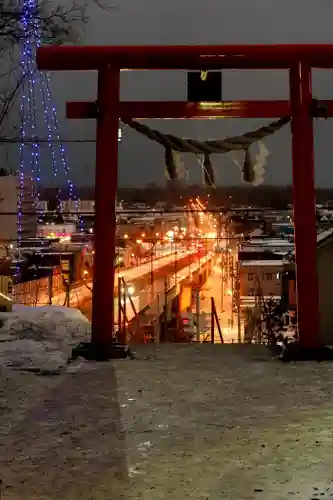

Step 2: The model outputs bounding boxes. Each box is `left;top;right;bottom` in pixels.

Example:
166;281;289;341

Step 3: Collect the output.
1;138;96;143
0;208;294;215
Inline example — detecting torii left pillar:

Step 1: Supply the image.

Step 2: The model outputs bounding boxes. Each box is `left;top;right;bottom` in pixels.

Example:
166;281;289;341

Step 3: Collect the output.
92;65;120;350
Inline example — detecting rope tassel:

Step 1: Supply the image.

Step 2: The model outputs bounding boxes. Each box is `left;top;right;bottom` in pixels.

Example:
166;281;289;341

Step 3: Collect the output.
165;147;178;180
242;149;255;183
203;154;215;187
122;116;290;186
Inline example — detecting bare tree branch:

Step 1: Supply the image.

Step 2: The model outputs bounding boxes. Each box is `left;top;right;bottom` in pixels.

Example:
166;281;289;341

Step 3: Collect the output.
0;0;90;136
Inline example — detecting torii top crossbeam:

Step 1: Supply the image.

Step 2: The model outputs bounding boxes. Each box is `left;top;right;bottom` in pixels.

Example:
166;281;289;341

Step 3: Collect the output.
37;44;333;70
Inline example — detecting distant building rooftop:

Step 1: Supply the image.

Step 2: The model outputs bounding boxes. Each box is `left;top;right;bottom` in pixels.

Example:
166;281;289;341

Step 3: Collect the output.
240;245;293;253
288;229;333;257
240;295;281;305
239;260;285;267
317;228;333;245
246;238;293;247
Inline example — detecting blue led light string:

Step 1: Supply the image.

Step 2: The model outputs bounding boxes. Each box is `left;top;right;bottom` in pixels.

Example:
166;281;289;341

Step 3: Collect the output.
18;63;27;245
29;6;62;211
20;0;83;234
37;78;62;209
24;23;42;206
31;3;83;230
42;75;84;231
19;0;42;260
18;3;32;249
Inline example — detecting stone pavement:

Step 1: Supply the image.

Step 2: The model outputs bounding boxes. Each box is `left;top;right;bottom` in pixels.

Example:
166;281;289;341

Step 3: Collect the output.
0;363;128;499
2;344;333;499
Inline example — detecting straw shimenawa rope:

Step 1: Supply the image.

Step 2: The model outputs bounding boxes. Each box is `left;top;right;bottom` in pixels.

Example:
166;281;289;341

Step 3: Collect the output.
121;116;291;186
122;116;290;154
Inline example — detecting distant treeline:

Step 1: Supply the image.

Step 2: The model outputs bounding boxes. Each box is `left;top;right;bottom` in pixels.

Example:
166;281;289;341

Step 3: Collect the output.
40;184;333;209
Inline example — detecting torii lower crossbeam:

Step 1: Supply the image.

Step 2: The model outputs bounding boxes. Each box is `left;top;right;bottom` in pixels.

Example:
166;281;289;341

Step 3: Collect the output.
36;44;333;353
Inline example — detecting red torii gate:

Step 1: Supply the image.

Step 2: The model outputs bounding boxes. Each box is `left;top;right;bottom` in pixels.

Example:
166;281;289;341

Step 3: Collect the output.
37;44;333;356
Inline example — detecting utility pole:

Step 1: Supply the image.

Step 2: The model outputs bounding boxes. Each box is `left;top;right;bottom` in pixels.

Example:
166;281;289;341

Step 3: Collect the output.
122;284;127;344
118;277;122;336
230;255;235;329
220;253;224;312
150;241;156;304
164;276;168;317
154;293;160;344
236;261;242;343
60;255;71;307
174;240;178;287
48;273;53;305
195;288;200;342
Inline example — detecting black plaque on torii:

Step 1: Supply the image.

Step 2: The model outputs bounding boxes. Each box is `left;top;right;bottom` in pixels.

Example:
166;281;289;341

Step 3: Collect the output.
187;71;222;102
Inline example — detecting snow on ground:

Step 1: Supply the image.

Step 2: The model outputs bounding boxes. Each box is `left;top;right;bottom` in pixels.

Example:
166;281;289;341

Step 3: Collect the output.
0;305;91;374
3;344;333;499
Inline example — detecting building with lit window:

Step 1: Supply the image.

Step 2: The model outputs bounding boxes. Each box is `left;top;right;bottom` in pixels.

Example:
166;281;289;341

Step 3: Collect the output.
239;260;285;303
285;229;333;345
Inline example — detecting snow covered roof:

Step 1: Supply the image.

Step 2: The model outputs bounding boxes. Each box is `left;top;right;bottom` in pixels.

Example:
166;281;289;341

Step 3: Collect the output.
240;295;281;307
240;245;292;254
288;229;333;257
317;228;333;245
271;222;293;227
246;239;293;246
239;260;285;267
241;295;281;300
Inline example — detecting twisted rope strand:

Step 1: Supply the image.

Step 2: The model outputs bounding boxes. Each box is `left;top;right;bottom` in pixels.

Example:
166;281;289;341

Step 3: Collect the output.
122;116;290;155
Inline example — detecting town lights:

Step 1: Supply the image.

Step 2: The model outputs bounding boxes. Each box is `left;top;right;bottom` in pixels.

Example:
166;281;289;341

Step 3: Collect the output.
121;283;134;296
124;234;129;239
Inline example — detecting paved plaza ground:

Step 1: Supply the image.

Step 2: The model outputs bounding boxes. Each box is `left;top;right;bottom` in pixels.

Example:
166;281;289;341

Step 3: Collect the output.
1;344;333;499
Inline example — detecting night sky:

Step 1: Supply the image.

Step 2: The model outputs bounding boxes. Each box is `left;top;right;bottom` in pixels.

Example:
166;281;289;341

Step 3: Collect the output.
3;0;333;187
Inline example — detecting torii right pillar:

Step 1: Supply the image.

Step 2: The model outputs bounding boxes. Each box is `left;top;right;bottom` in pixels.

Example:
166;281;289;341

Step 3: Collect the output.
290;61;320;348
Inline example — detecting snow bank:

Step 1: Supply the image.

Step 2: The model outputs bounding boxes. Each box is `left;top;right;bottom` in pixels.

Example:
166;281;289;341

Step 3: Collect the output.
0;305;91;374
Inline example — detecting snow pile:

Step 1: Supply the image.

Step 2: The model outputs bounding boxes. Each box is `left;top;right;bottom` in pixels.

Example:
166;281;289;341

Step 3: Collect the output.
0;305;91;374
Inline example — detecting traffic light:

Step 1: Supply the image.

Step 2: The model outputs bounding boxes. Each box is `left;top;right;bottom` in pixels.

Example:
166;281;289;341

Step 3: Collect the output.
187;71;222;102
